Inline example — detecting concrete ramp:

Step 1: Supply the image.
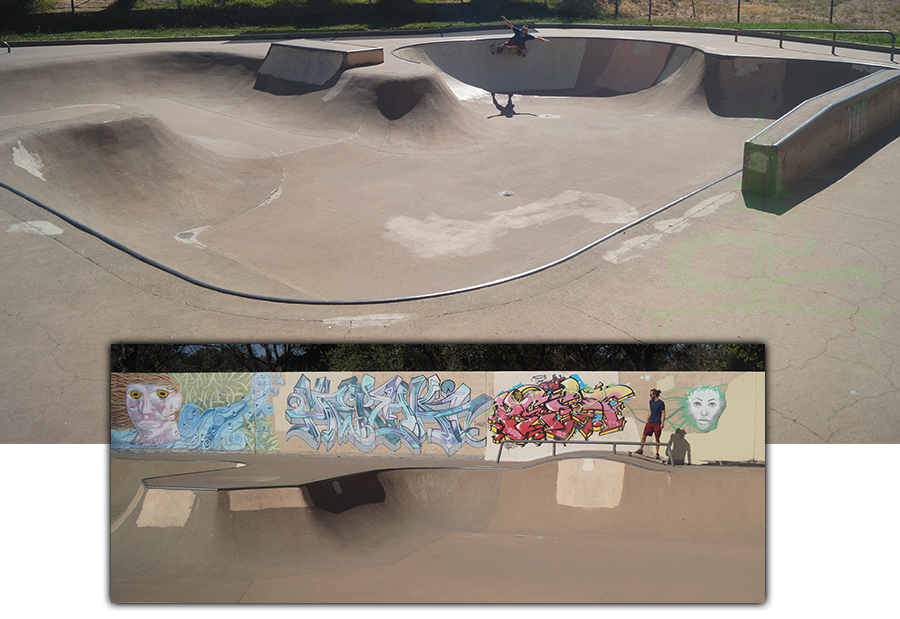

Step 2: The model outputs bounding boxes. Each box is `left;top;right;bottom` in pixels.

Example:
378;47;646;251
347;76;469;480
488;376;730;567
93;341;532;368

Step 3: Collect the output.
258;40;383;86
110;457;765;603
1;105;281;238
704;54;882;118
395;37;882;118
394;37;695;97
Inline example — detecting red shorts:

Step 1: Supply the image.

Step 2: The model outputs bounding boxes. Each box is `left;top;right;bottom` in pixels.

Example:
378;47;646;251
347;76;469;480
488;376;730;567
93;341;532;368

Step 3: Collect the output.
505;38;526;49
642;422;661;441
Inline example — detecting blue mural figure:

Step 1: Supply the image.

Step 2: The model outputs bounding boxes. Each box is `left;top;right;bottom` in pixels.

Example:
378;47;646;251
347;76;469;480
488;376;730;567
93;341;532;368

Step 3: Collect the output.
110;372;282;452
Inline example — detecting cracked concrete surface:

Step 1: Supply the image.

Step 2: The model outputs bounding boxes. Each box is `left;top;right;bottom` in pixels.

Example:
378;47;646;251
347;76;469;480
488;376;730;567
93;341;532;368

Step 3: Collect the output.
1;29;899;443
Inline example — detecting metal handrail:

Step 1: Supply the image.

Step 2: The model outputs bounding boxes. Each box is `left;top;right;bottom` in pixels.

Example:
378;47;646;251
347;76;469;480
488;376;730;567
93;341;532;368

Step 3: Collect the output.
496;439;673;464
3;41;10;53
734;29;895;62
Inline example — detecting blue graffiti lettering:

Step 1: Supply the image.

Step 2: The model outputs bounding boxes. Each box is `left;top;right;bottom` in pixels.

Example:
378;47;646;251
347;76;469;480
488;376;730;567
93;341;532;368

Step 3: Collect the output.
285;374;492;454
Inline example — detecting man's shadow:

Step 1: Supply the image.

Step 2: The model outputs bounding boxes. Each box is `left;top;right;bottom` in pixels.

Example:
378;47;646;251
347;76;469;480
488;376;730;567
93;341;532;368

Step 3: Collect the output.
666;428;692;465
489;93;537;119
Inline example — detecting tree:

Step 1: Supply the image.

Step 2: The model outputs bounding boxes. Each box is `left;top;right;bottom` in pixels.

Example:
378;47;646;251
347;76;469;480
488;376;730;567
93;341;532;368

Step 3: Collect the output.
112;343;763;373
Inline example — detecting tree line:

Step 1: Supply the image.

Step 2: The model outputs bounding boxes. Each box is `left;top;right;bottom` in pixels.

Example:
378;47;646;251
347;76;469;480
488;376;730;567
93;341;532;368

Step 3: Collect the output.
113;343;764;373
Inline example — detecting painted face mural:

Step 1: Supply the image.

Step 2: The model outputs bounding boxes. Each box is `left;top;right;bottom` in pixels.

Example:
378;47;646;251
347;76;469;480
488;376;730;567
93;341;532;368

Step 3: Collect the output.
685;386;726;432
125;381;183;446
490;374;634;442
111;372;282;452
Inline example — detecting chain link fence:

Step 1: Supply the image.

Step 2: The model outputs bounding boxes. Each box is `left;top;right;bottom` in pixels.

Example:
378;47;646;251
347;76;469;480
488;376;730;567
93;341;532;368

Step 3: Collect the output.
39;0;900;33
611;1;899;32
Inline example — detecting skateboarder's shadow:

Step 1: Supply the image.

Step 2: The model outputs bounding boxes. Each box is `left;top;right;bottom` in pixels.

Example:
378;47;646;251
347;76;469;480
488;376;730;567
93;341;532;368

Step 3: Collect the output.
489;93;537;119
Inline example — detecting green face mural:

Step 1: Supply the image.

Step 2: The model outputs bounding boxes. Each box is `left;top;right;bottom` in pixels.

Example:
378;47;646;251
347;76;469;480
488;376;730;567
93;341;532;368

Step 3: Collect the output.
628;384;729;434
657;385;728;433
683;385;727;432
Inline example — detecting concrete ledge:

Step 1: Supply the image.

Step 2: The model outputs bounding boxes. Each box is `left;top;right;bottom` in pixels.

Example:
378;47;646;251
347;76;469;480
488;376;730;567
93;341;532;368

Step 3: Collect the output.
742;68;900;196
258;40;384;86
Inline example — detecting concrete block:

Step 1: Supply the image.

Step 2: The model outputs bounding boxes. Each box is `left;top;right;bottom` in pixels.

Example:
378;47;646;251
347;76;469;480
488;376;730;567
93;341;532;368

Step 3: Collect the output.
742;69;900;197
258;40;384;86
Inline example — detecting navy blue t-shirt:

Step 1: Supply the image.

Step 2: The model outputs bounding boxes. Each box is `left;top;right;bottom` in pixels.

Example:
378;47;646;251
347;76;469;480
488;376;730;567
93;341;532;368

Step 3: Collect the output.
510;26;536;45
648;399;665;424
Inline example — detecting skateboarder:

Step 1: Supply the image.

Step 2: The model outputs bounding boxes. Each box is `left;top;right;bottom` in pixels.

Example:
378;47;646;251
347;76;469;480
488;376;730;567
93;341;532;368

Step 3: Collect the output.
497;16;549;54
635;389;666;460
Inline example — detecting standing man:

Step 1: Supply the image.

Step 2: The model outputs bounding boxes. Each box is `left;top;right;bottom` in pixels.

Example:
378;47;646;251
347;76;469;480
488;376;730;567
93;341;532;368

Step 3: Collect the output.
636;389;666;459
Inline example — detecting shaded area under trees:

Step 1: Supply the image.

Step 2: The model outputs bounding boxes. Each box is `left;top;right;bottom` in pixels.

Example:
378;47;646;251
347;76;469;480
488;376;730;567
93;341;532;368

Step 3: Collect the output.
112;343;764;373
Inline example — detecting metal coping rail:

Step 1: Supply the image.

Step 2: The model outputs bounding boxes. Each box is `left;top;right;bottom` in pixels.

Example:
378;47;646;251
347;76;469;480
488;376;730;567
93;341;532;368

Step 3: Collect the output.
734;29;896;62
496;439;673;465
0;169;740;306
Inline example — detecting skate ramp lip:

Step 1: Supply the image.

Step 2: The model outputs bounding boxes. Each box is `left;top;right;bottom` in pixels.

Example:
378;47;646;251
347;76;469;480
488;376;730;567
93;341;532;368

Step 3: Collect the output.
394;36;696;98
395;36;886;117
111;454;764;543
111;450;672;493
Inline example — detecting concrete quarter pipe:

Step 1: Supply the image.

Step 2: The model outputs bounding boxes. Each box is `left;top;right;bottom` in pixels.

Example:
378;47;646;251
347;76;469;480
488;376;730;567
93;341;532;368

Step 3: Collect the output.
110;455;765;603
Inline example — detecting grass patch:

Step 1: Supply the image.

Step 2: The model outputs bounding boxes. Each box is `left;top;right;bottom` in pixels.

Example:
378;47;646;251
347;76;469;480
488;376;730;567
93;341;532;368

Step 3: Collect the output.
2;24;372;40
1;2;895;48
2;22;894;45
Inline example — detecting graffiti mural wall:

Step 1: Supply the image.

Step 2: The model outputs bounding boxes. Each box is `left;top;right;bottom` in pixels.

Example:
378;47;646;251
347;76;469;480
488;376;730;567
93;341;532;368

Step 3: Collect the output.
111;371;764;462
110;372;283;452
489;374;634;442
619;372;764;462
281;373;493;455
487;371;764;463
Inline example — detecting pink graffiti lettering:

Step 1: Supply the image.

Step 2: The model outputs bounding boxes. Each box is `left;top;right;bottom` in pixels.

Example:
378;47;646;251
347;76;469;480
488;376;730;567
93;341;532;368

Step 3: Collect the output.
489;375;634;443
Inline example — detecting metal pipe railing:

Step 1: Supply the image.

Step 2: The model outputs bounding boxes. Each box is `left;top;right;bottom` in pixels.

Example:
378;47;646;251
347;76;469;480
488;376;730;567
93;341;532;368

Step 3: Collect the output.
496;439;673;464
3;41;10;53
734;29;896;62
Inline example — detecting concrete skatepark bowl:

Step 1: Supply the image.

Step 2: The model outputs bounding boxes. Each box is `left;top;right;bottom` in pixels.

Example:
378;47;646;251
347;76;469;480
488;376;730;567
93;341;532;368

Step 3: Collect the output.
2;33;887;301
2;27;900;443
110;453;765;603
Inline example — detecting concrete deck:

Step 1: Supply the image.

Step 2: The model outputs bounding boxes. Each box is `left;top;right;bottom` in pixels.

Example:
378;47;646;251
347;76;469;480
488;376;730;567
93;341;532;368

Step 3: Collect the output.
2;27;899;443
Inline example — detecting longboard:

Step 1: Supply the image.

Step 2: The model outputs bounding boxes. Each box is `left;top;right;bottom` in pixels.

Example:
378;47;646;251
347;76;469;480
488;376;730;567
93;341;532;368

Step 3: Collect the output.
491;44;528;57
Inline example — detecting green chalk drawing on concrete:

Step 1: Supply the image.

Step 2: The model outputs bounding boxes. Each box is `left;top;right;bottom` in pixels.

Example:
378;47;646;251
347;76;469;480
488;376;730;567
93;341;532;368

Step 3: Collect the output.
649;193;889;337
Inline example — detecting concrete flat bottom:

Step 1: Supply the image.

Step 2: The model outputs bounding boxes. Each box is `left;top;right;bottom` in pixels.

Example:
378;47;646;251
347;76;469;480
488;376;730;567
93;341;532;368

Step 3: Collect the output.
114;534;763;603
109;454;765;603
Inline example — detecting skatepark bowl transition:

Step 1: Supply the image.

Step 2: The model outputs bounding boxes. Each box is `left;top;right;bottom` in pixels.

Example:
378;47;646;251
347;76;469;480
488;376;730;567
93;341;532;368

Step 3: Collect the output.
110;452;765;603
2;26;900;444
